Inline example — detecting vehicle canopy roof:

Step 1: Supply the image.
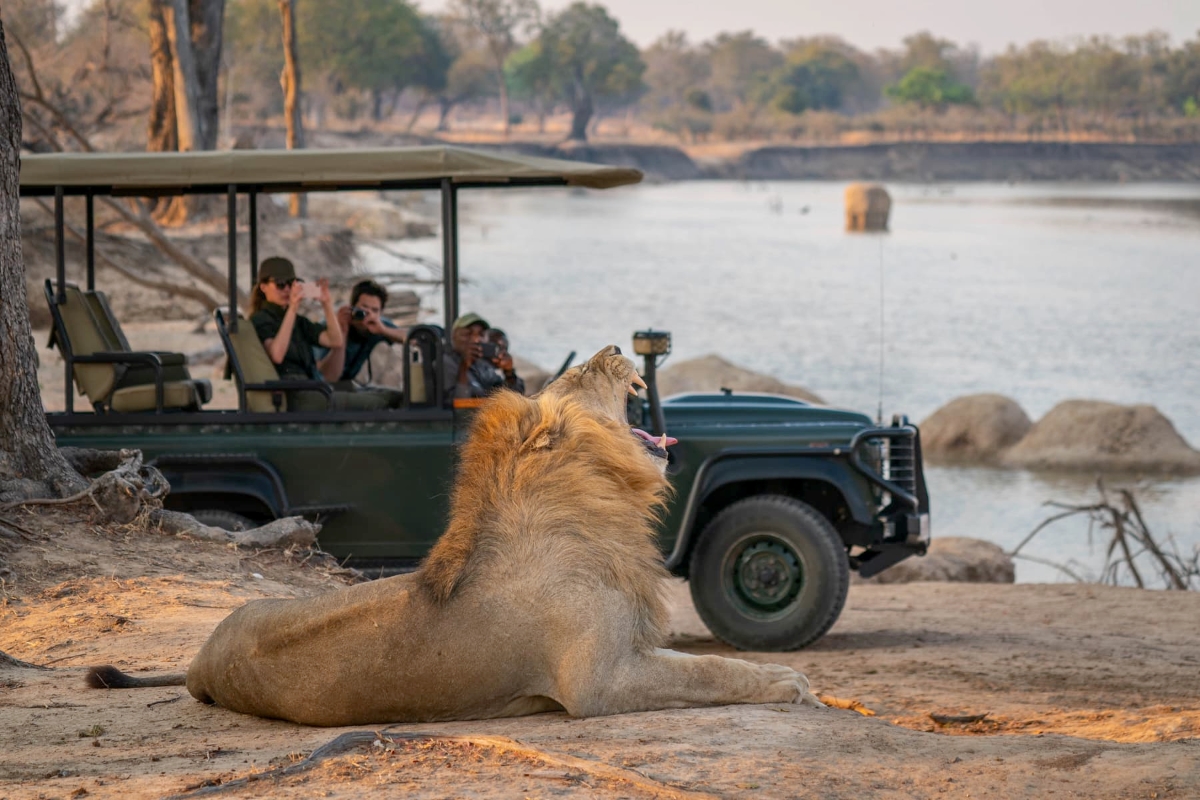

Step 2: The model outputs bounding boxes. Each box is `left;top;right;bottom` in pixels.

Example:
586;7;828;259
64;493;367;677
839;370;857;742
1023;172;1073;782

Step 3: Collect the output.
19;145;644;196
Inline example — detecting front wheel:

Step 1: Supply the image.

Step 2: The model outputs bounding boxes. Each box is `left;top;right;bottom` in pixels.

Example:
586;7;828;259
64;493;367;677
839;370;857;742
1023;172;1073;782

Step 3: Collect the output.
688;495;849;651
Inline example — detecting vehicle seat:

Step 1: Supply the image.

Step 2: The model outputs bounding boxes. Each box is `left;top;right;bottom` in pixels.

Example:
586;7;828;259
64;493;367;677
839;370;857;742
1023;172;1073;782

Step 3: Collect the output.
215;309;344;413
83;288;212;404
405;325;443;408
44;280;208;413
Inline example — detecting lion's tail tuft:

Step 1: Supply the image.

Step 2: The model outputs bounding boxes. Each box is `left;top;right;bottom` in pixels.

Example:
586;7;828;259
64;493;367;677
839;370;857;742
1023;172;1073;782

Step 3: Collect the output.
86;665;186;689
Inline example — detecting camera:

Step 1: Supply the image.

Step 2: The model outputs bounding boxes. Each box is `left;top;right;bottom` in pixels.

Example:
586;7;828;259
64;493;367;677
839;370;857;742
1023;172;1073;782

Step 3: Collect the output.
351;308;368;321
479;342;500;360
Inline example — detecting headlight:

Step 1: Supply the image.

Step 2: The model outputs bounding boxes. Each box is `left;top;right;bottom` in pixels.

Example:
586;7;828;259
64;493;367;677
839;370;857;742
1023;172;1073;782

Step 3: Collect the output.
633;330;671;356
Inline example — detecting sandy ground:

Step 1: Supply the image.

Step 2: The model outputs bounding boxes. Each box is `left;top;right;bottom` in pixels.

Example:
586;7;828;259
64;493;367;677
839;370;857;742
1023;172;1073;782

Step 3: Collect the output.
1;509;1197;799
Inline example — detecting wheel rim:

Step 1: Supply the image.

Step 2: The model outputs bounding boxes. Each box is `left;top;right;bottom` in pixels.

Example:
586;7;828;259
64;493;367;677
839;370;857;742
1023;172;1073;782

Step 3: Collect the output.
722;533;805;621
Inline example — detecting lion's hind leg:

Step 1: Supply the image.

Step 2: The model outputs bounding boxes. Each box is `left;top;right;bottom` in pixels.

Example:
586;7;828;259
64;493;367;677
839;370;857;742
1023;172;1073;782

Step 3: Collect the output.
556;648;824;718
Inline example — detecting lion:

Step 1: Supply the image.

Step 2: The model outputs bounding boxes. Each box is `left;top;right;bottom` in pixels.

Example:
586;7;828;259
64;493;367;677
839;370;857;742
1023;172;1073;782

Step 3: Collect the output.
86;346;822;725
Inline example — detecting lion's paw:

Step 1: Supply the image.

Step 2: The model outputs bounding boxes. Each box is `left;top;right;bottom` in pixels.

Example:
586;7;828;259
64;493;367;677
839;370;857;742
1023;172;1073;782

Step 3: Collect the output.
758;663;825;708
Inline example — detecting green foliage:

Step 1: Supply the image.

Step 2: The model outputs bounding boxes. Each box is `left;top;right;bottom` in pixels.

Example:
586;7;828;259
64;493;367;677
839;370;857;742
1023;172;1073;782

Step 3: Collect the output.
541;3;645;102
885;67;975;110
1185;97;1200;117
705;31;781;111
768;43;861;114
227;0;446;100
504;39;553;102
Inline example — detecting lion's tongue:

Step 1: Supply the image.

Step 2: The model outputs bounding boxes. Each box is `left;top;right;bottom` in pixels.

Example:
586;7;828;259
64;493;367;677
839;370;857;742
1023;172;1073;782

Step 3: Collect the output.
632;428;678;447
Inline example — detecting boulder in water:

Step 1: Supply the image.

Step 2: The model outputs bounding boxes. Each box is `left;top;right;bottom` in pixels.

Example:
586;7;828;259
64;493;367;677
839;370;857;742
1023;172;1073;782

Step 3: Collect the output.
657;355;823;404
920;394;1032;465
1002;400;1200;474
861;537;1015;584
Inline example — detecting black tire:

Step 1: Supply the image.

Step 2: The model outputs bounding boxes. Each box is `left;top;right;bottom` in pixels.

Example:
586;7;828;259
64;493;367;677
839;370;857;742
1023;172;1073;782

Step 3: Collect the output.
688;495;850;651
188;509;255;532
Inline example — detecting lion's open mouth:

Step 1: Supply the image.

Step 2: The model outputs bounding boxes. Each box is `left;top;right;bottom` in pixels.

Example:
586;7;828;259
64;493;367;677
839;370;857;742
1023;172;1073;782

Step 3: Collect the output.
632;428;678;459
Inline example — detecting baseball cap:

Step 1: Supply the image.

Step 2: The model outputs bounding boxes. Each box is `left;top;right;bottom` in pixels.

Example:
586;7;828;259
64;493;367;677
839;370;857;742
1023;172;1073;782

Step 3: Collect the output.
258;256;302;284
452;312;489;331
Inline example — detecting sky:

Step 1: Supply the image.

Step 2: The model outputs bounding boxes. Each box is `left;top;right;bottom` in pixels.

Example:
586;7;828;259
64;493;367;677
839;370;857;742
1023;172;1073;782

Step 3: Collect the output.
439;0;1200;52
57;0;1200;53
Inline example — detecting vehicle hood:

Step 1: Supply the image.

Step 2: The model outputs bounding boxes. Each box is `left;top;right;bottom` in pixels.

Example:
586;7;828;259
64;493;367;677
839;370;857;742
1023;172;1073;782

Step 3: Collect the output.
661;392;874;437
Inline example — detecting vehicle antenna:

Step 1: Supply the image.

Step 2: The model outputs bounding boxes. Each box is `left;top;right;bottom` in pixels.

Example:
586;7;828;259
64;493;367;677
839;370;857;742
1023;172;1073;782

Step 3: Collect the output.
877;235;885;425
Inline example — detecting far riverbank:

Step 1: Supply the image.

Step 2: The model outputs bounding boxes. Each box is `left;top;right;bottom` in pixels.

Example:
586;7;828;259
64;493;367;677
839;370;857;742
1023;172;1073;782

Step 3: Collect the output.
503;140;1200;182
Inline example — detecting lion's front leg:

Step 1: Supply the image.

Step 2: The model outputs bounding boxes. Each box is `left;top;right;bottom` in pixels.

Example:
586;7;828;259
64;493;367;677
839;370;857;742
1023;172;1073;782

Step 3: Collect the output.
556;648;824;718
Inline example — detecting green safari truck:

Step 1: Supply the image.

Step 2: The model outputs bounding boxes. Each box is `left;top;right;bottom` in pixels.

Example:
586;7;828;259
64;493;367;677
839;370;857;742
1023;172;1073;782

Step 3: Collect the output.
23;147;930;651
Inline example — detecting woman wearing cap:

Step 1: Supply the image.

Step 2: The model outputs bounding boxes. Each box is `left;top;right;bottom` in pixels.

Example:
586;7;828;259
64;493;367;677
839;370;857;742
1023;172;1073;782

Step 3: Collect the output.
249;257;344;385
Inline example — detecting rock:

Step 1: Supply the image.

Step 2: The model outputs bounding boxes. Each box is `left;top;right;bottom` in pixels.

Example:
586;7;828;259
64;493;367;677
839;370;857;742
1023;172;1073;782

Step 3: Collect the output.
1002;400;1200;474
657;355;823;404
862;538;1015;584
844;183;891;231
920;394;1032;465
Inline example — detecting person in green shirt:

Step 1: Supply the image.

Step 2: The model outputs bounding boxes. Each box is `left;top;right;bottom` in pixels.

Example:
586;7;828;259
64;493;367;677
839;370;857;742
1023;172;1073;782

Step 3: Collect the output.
249;256;342;380
249;257;393;411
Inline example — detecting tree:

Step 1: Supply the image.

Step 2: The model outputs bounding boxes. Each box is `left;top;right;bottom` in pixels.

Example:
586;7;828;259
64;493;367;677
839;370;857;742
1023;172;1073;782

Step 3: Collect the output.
885;66;975;110
451;0;539;136
303;0;425;120
277;0;305;217
534;2;644;141
1164;35;1200;114
504;38;553;130
439;45;495;129
0;17;85;501
769;39;861;114
704;31;781;112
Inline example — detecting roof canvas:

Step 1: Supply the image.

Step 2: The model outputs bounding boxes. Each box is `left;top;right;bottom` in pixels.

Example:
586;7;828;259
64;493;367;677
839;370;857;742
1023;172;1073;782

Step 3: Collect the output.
19;145;643;195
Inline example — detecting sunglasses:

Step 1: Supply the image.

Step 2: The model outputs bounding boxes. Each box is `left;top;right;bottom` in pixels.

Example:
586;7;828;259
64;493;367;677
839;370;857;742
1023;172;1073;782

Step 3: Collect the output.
270;278;297;289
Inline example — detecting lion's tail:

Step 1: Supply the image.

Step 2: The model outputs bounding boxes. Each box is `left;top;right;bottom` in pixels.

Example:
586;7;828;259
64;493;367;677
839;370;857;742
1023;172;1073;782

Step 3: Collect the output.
86;665;186;689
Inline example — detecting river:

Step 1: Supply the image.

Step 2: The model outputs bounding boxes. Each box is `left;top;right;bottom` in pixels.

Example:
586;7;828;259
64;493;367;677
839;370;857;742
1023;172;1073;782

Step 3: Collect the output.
366;180;1200;584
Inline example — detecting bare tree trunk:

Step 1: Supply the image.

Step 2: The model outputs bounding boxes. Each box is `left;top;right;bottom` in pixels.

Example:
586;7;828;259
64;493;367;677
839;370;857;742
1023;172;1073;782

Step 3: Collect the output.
567;75;592;142
277;0;305;218
189;0;225;151
404;91;430;132
146;0;178;154
146;0;186;223
164;0;203;153
498;70;510;137
0;21;86;502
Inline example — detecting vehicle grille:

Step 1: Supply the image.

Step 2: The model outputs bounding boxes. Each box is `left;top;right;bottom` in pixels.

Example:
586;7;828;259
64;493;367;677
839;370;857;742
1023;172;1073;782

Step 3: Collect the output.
888;434;918;497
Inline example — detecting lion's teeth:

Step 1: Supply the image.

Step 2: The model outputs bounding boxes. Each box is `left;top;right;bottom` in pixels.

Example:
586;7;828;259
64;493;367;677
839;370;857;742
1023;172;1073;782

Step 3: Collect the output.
627;385;638;396
631;374;647;390
658;434;668;448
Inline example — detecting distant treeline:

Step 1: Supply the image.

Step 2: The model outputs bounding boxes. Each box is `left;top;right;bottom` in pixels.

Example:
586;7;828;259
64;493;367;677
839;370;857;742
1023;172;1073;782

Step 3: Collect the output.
6;0;1200;146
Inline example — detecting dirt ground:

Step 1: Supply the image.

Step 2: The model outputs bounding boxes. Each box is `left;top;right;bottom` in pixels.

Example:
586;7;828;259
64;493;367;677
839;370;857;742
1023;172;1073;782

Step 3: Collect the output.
1;509;1197;799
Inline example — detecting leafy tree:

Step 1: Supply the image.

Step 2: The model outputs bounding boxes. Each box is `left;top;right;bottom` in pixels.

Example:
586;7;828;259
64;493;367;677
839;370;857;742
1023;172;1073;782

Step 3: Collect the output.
505;38;554;130
768;40;861;113
439;46;496;129
1163;35;1200;114
524;2;643;141
704;31;781;112
451;0;539;135
885;66;974;110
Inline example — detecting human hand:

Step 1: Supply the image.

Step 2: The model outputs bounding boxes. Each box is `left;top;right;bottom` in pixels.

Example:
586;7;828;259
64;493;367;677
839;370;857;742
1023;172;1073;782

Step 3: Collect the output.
363;313;388;335
317;278;332;306
496;353;514;373
287;286;305;312
336;305;352;334
464;342;483;366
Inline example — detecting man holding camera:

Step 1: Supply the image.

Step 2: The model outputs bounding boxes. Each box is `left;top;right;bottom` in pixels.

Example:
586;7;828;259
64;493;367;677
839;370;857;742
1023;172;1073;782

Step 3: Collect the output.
443;312;523;402
317;280;406;385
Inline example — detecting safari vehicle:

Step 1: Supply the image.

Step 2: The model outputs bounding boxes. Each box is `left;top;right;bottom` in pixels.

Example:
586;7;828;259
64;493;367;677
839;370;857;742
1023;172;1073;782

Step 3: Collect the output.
22;146;930;651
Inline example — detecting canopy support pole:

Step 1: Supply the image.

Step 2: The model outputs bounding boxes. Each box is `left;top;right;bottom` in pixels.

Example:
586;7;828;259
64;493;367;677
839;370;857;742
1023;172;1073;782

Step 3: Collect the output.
55;186;70;413
227;185;238;332
440;178;459;330
54;186;65;302
85;193;95;291
249;192;258;285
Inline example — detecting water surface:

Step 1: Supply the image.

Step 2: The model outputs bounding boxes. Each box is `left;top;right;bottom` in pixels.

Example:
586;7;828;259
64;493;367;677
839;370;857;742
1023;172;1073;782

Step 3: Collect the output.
369;181;1200;584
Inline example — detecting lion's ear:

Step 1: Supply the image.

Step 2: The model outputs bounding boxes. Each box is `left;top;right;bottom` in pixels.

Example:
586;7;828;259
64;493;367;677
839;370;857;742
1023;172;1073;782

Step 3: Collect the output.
521;420;556;452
